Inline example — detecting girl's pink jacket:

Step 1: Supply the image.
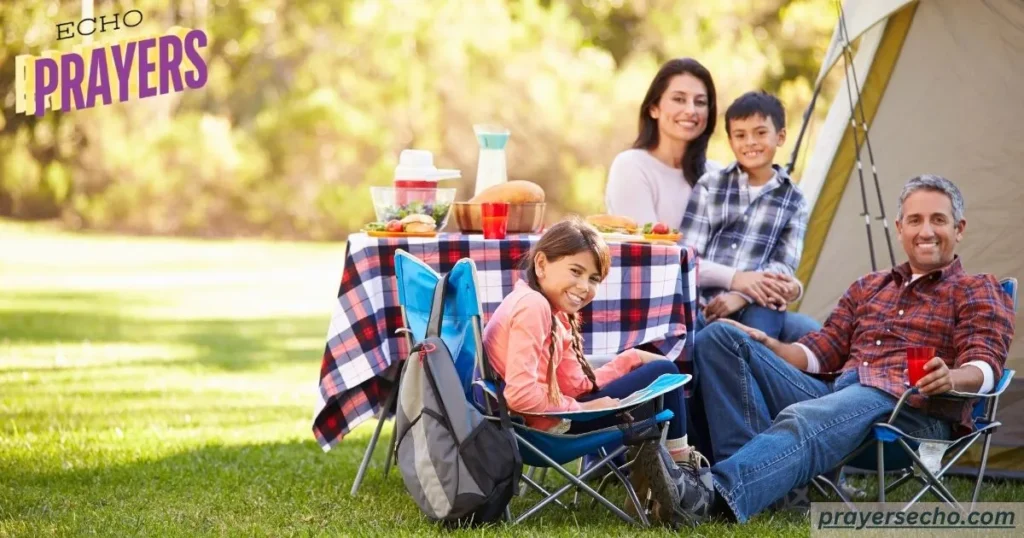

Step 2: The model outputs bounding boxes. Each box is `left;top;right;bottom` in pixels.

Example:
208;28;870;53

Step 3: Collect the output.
483;280;642;431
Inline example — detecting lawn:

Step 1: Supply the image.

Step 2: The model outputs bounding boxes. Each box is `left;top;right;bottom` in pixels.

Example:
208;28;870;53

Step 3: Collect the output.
1;220;1020;537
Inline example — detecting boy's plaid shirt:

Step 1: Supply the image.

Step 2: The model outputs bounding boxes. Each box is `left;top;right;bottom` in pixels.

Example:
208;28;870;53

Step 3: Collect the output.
680;162;809;303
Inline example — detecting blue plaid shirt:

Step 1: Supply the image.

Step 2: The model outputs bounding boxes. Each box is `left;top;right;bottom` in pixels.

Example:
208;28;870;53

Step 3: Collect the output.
680;162;809;303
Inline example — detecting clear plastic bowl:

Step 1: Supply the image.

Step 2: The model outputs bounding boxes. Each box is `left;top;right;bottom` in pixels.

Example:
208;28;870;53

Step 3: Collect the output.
370;187;457;230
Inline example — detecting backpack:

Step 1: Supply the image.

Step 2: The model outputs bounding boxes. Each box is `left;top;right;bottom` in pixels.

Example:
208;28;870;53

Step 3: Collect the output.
394;271;521;526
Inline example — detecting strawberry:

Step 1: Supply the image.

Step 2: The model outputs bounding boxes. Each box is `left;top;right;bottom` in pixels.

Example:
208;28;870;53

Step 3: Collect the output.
651;222;670;235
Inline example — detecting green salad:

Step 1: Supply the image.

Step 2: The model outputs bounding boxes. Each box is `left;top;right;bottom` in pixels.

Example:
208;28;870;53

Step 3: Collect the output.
379;201;451;225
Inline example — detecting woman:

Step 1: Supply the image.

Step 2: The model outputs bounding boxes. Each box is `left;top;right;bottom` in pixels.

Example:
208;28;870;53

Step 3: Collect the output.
605;58;723;226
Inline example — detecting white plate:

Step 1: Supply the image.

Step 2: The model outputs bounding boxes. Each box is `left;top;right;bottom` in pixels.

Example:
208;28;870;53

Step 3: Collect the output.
600;232;649;243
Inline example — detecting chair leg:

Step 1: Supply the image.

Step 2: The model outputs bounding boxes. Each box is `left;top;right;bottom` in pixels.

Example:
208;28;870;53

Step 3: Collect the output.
513;438;638;526
602;450;649;527
877;440;886;503
536;467;549;487
520;472;568;509
971;433;994;509
572;456;585;507
349;390;398;496
591;473;614;509
884;470;915;495
383;417;398;476
520;467;539;496
897;438;965;513
812;476;857;511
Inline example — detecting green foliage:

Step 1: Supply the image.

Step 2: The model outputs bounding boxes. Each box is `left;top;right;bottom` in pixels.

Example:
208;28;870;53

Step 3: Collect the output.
0;0;842;240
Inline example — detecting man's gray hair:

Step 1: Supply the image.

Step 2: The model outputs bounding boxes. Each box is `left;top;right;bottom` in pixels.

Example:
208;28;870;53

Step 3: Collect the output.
896;174;965;222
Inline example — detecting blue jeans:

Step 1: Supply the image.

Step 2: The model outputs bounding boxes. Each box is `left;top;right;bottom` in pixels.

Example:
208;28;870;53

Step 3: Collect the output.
694;323;950;522
570;360;686;440
694;305;821;343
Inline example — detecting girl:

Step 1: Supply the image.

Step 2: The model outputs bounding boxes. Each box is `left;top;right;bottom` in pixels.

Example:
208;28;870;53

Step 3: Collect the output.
604;58;723;227
482;216;703;465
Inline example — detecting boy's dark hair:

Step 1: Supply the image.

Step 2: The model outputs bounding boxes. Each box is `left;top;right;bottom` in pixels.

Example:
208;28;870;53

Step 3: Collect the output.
725;91;785;135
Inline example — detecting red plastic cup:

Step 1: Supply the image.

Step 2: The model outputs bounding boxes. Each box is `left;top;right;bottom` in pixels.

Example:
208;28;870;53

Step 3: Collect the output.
481;202;510;239
907;346;935;387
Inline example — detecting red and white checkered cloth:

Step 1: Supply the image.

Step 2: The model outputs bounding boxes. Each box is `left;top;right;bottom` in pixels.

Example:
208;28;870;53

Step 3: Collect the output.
312;233;697;451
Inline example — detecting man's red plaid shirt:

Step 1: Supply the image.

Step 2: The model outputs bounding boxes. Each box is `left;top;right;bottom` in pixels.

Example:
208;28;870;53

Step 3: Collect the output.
799;257;1015;434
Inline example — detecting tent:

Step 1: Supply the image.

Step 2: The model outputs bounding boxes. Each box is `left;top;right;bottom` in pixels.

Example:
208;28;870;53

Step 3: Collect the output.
793;0;1024;479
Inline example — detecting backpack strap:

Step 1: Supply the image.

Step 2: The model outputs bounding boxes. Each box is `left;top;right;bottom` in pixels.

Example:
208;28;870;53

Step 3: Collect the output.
426;271;451;338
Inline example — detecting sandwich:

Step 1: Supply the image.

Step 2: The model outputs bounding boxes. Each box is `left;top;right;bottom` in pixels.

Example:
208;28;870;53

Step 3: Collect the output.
400;214;436;233
585;214;639;235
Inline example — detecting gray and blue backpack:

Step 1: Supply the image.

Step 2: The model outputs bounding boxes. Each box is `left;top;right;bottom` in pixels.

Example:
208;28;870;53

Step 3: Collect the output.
394;272;521;526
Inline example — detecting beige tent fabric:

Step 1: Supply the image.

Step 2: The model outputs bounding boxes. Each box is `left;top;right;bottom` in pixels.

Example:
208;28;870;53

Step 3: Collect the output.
814;0;915;85
801;0;1024;366
798;0;1024;474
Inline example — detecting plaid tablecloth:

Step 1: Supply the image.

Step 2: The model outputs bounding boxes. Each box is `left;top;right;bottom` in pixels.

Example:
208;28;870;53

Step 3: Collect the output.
312;232;697;451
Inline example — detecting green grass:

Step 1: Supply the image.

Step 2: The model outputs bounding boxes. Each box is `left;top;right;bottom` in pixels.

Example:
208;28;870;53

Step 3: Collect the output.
0;219;1020;537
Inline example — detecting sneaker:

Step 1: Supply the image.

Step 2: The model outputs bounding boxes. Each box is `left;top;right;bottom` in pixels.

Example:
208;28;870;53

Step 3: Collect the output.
632;442;714;528
673;445;711;470
673;458;715;524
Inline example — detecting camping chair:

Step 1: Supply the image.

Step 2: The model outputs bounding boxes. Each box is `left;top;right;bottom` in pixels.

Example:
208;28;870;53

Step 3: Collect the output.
467;323;689;523
814;277;1018;512
475;376;687;526
350;249;477;495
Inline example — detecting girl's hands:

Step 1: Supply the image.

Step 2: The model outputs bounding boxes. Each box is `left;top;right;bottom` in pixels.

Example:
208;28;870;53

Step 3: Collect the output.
637;350;670;365
580;397;620;410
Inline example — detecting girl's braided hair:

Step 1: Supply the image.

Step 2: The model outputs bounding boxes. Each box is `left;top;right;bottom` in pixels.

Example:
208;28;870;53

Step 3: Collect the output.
519;216;611;404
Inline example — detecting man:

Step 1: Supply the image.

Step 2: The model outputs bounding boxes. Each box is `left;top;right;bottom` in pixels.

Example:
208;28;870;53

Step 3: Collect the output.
667;174;1015;524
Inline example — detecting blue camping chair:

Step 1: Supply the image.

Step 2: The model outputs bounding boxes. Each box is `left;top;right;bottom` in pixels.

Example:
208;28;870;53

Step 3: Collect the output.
390;250;691;526
814;277;1018;512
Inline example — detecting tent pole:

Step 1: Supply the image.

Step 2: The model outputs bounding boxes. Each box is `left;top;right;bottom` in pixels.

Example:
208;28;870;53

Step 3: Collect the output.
834;0;878;271
837;0;897;268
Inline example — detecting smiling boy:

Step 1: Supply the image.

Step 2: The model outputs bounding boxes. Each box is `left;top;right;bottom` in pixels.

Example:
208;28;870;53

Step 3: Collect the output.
680;90;816;340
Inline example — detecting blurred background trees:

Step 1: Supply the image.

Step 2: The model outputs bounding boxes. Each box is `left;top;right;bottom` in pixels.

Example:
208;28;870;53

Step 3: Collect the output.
1;0;840;240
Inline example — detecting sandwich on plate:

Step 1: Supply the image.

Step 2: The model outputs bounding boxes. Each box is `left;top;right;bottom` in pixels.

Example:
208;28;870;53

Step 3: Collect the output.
400;214;436;233
585;214;639;235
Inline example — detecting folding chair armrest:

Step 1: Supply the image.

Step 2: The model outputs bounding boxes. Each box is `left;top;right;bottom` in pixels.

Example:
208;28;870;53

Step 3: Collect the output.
947;368;1015;399
899;369;1014;402
885;387;919;424
939;389;999;400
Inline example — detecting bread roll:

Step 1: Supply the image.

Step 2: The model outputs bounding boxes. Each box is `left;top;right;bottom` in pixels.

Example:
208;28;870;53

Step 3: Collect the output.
469;180;545;204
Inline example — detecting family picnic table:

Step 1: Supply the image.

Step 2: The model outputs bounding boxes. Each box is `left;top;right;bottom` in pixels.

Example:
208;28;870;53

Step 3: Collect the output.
311;232;698;451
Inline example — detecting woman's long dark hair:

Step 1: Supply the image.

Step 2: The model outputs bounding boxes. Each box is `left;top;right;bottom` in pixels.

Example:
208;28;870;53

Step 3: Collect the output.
632;58;718;187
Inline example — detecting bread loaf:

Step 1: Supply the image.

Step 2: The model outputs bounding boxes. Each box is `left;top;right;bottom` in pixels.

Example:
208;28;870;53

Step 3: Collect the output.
469;180;545;204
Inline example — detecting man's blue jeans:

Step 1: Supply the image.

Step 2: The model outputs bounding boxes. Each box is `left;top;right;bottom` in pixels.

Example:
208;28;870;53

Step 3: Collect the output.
693;323;950;522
